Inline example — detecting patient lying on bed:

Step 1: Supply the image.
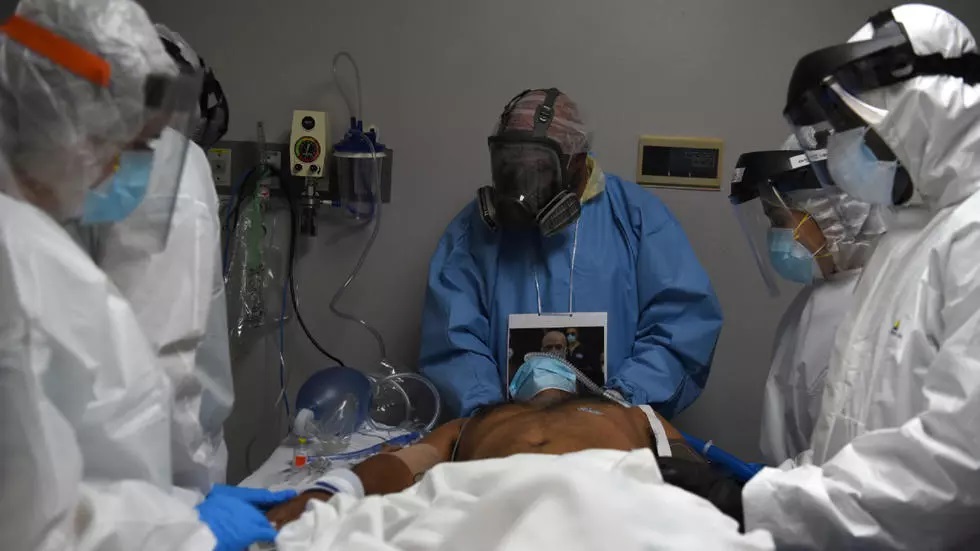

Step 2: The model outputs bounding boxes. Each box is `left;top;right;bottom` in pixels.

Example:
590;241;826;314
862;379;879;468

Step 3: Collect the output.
268;388;744;532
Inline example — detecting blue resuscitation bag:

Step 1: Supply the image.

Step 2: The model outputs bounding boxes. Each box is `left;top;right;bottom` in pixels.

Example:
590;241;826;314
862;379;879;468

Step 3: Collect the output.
295;366;372;440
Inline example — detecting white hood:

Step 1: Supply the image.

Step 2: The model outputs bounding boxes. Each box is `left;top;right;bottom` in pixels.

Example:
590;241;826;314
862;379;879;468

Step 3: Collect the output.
849;4;980;210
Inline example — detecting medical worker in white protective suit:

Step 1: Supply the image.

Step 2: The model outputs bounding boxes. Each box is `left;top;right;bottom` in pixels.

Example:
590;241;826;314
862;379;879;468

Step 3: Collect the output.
729;142;886;465
743;5;980;548
0;1;293;550
69;24;234;493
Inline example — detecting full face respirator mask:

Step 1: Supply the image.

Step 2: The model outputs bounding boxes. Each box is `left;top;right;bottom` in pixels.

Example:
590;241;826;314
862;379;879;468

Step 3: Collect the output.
478;88;583;237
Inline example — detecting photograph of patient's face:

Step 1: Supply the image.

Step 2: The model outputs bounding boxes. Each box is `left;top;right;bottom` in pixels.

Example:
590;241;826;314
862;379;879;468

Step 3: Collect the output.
507;325;606;390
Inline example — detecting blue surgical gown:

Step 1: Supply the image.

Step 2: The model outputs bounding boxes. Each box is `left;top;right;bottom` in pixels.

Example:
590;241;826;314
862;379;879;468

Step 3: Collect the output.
419;174;722;418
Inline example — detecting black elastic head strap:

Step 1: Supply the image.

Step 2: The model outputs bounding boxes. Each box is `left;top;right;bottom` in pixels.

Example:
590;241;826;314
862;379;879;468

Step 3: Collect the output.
497;87;562;137
160;37;194;71
198;54;229;145
869;9;904;37
787;9;980;120
158;36;230;147
867;9;980;85
532;88;561;138
910;51;980;85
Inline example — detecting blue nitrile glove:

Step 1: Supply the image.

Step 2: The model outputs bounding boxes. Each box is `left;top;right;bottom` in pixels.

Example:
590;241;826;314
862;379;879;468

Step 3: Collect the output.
196;495;278;551
208;484;297;510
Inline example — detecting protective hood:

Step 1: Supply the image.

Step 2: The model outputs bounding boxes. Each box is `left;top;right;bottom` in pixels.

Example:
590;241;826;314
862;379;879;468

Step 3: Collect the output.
848;5;980;210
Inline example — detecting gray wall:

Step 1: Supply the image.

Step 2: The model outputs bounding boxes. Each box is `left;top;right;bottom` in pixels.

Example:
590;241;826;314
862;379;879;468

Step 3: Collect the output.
140;0;980;482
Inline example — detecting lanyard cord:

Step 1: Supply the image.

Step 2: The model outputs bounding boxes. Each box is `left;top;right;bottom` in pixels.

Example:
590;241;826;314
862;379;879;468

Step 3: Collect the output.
532;219;580;315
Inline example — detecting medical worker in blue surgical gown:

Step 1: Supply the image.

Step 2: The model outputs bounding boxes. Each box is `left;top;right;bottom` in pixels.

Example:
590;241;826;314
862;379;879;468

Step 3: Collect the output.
420;88;723;418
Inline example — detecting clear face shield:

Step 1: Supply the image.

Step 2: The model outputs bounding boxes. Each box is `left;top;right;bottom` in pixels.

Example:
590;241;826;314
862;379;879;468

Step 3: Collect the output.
729;151;822;295
781;9;941;206
82;69;203;252
784;79;914;206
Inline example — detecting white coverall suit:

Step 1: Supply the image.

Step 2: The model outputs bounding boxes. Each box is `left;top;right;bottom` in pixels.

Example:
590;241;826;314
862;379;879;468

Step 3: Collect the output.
745;5;980;548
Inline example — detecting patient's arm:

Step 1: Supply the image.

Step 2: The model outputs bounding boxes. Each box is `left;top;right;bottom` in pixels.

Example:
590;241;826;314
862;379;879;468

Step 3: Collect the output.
267;419;464;529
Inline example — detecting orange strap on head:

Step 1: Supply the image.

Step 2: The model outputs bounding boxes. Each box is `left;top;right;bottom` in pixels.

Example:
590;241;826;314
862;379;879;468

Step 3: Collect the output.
0;15;111;88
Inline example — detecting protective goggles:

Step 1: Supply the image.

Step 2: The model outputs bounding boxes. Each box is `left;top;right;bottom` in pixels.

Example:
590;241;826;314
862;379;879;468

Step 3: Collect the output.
480;88;581;237
783;9;980;203
729;150;821;296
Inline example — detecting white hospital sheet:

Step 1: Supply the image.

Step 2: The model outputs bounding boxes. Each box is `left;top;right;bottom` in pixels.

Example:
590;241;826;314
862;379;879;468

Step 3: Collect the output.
276;448;775;551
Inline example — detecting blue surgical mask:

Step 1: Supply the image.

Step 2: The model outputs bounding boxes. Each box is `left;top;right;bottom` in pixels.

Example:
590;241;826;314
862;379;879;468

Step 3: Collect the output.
825;127;898;205
767;228;820;285
566;334;577;344
509;355;578;402
82;149;155;224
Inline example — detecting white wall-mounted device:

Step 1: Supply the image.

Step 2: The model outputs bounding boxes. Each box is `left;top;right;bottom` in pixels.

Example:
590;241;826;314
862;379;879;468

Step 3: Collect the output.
636;135;724;191
290;110;329;178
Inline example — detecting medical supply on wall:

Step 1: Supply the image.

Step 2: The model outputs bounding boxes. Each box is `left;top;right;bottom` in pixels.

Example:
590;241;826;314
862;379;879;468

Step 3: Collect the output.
326;51;399;375
289;110;329;236
333;118;386;220
290;110;328;178
223;51;409;453
225;166;286;339
681;431;764;483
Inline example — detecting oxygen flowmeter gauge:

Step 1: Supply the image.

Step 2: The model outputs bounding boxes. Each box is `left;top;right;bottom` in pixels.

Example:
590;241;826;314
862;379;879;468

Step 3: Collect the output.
290;110;329;177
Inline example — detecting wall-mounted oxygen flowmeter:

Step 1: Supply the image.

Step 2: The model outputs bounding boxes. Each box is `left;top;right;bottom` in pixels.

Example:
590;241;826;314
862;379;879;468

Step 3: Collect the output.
290;110;329;177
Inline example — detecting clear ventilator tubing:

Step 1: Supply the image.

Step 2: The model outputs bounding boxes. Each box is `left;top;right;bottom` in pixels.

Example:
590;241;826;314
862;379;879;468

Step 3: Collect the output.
332;51;362;122
328;133;394;373
378;372;442;432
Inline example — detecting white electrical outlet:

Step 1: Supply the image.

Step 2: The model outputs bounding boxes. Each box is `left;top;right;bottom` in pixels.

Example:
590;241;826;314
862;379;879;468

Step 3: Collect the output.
207;148;233;186
263;150;281;171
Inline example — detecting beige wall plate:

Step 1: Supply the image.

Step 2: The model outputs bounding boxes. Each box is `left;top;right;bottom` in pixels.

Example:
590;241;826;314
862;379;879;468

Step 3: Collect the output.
636;135;724;191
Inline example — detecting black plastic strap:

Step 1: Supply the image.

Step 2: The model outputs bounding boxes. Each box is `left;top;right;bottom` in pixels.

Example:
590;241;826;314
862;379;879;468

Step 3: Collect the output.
477;186;498;231
159;37;193;71
532;88;560;138
913;52;980;85
869;9;895;31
